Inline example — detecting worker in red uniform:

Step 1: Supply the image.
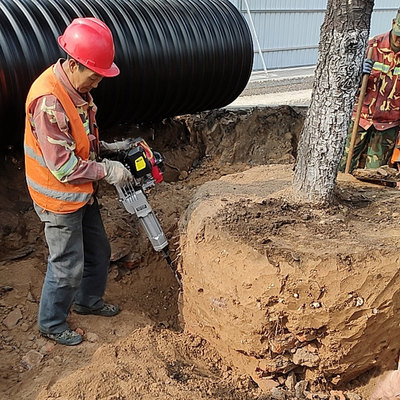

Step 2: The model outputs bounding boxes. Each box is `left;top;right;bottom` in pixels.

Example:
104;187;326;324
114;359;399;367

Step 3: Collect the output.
24;18;132;345
340;8;400;172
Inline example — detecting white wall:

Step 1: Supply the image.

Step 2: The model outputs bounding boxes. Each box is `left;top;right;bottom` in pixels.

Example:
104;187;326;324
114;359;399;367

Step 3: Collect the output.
229;0;399;70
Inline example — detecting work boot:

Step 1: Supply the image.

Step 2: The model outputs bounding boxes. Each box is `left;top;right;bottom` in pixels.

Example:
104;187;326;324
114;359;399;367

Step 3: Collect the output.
40;329;83;346
73;303;120;317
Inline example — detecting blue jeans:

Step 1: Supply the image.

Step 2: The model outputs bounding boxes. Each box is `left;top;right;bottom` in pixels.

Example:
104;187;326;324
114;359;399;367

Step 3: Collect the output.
34;199;111;334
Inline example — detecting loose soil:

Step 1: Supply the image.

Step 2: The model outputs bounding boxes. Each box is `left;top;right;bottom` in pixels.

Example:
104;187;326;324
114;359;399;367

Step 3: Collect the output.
0;106;397;399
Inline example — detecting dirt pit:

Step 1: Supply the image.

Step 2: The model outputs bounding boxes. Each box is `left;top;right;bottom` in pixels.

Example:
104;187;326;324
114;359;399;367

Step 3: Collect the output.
0;106;397;399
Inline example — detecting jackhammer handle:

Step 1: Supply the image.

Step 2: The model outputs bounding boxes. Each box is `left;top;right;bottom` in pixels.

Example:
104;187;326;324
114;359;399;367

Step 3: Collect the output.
345;46;374;174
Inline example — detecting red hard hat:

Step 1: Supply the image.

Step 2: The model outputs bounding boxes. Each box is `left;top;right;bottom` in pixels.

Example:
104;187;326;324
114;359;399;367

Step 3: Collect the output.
58;17;120;78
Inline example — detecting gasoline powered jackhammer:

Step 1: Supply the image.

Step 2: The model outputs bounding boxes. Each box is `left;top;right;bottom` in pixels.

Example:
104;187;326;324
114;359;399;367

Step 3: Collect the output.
112;138;181;287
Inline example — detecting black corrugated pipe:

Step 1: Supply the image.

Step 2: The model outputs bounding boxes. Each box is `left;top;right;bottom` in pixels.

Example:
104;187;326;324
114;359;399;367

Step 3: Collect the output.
0;0;253;147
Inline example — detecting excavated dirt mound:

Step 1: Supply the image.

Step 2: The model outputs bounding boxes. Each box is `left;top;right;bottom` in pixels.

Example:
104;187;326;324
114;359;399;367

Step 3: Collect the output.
179;164;400;398
0;105;393;399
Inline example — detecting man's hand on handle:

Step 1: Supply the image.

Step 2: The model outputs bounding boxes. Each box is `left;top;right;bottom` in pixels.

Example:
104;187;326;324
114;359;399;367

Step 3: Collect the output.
362;58;374;75
102;159;132;186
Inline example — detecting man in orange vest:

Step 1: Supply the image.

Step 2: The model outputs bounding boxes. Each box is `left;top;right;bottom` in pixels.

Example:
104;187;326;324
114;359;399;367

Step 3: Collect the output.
24;18;132;345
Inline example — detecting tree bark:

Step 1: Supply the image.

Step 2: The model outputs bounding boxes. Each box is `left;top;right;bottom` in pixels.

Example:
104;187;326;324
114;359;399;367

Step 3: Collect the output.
293;0;374;203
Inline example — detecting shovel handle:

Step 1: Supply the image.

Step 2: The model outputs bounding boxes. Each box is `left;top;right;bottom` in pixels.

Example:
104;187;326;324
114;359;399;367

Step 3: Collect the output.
344;46;374;174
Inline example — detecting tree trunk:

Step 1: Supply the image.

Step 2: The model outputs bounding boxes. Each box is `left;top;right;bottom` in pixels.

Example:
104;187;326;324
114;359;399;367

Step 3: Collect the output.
293;0;374;203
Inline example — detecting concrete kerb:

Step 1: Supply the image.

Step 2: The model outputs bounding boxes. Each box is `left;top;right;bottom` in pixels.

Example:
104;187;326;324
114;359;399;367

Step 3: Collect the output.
249;66;316;83
227;65;315;108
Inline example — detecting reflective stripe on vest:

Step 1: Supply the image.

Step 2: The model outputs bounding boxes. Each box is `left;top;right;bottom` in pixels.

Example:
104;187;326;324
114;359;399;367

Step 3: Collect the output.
371;62;400;75
26;176;92;203
25;142;79;182
373;62;390;73
24;66;94;213
24;143;47;168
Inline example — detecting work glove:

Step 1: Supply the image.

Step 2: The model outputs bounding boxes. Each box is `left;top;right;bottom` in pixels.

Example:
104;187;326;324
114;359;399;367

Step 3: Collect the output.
102;158;133;186
100;139;132;153
362;58;374;75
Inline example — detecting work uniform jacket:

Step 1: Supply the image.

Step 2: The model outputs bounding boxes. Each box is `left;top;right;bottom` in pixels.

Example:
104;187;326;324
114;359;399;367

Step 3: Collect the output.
356;32;400;132
24;61;105;213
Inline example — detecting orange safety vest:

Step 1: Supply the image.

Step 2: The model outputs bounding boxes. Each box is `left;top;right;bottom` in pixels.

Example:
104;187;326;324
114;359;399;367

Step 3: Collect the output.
24;66;94;213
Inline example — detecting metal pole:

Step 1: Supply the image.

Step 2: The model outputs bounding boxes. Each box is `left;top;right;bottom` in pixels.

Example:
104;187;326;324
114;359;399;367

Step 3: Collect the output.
242;0;268;78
